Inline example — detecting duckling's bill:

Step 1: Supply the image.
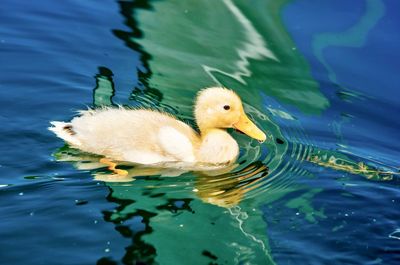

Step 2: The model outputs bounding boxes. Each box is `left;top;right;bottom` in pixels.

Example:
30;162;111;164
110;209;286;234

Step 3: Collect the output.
233;110;266;143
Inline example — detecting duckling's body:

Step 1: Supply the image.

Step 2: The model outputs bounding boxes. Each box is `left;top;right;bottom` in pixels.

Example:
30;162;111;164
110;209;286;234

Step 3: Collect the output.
49;87;266;168
51;108;238;165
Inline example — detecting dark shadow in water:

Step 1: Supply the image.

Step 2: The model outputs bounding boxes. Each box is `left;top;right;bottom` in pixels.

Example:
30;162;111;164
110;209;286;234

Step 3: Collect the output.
93;67;116;107
110;0;197;120
112;0;152;91
99;189;157;265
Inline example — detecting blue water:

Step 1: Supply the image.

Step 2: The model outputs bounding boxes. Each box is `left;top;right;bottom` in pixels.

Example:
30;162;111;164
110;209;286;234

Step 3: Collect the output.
1;0;399;264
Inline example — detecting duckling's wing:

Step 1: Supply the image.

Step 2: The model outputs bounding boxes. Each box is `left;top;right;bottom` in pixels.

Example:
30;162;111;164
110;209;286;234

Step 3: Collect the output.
158;126;196;163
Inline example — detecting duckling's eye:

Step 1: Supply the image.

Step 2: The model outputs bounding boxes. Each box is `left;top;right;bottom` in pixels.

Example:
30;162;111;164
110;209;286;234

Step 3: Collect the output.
223;105;230;110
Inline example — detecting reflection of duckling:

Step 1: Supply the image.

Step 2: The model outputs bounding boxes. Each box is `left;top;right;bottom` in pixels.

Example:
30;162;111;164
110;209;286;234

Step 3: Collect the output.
195;162;269;208
53;144;241;182
49;87;266;172
54;145;269;207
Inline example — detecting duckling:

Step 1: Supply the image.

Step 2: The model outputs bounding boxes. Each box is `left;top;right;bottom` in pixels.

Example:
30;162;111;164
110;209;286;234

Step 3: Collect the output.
49;87;266;169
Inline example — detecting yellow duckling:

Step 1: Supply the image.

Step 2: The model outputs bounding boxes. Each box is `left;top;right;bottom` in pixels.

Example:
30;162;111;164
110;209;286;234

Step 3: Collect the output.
49;87;266;169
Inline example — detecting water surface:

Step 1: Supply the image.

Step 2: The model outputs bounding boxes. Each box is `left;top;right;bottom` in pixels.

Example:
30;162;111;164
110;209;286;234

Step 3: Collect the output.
0;0;399;264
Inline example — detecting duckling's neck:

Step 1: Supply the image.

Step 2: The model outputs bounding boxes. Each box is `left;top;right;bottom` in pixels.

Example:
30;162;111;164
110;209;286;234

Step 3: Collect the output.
196;128;239;165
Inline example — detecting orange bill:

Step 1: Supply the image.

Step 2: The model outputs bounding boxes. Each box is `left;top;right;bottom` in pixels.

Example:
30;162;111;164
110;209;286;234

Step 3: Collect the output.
233;110;266;142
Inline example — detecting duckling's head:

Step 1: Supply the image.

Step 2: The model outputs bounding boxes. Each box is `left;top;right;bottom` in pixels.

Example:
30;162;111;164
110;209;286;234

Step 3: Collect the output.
194;87;266;142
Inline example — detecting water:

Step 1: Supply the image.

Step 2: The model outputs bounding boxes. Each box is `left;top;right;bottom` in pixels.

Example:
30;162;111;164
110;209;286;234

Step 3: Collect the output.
1;0;399;264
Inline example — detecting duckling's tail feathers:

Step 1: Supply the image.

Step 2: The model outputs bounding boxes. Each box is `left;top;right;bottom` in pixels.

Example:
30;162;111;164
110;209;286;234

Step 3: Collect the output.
48;121;82;146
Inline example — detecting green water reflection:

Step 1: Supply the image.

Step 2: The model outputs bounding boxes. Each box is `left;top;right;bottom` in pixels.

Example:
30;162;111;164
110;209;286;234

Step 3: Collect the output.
129;0;329;115
56;145;275;264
